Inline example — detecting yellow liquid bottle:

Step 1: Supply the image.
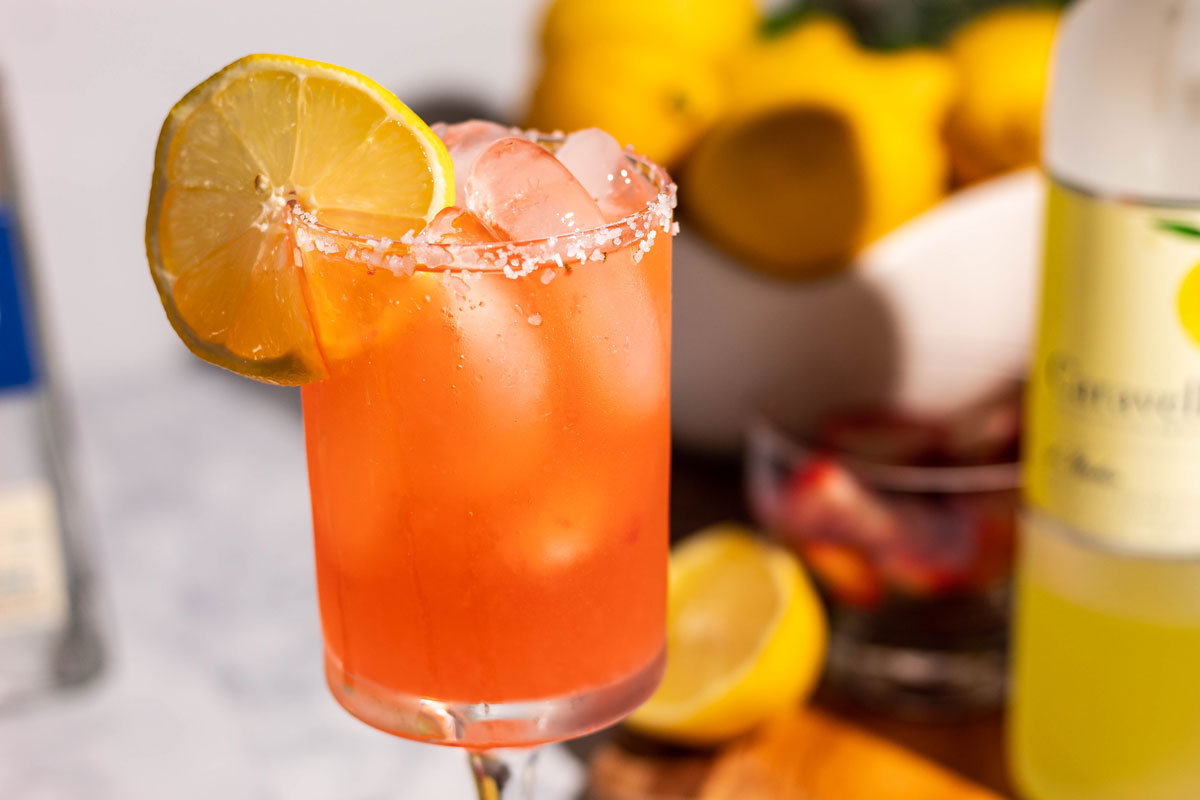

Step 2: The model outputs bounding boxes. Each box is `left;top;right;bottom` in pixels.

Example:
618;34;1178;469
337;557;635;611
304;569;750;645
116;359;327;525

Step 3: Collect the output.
1014;1;1200;798
1014;514;1200;799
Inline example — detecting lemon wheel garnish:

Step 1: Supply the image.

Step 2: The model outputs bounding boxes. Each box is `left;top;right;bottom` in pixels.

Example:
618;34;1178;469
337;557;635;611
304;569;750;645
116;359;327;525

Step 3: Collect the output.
146;54;453;384
628;525;828;745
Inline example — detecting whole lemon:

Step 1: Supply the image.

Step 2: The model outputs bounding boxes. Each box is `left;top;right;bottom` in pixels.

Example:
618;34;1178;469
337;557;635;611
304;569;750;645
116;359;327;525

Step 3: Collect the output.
541;0;760;61
946;6;1061;183
526;42;725;167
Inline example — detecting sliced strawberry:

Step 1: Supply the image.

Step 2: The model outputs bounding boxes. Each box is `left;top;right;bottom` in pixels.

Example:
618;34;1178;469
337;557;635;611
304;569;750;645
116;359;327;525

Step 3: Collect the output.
878;499;972;595
963;492;1018;590
780;458;900;551
878;547;964;597
799;540;884;610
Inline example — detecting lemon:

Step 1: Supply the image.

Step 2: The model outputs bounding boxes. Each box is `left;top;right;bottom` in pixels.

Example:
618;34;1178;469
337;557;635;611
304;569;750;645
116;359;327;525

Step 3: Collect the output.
946;6;1060;183
627;525;827;746
526;42;725;168
540;0;760;62
684;18;955;278
146;54;453;384
530;0;751;166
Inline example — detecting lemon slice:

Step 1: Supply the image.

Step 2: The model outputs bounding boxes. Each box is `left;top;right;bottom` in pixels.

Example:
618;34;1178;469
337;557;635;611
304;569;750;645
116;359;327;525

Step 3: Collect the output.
146;54;453;384
628;525;827;745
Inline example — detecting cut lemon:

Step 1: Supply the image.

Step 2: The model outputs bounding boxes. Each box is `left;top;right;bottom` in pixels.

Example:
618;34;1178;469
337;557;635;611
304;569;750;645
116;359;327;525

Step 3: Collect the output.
628;525;827;745
146;54;453;384
684;19;954;279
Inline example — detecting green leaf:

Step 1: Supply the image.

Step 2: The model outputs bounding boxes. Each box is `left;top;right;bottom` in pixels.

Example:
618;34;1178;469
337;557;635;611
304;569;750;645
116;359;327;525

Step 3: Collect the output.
761;4;820;39
1158;220;1200;239
787;0;1074;50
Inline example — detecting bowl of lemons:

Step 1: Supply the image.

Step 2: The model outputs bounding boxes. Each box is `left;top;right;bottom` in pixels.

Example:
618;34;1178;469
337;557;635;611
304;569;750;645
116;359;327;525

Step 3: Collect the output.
527;0;1063;452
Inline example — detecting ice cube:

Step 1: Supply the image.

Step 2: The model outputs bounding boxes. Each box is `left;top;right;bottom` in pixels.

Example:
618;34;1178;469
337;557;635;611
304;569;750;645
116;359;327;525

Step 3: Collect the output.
377;274;553;502
434;120;520;204
554;128;658;222
556;248;669;423
421;206;500;244
505;479;609;576
466;137;606;240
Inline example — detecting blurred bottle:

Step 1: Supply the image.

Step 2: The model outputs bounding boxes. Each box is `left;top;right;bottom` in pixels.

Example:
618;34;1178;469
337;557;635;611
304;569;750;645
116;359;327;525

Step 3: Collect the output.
1014;1;1200;798
0;78;103;706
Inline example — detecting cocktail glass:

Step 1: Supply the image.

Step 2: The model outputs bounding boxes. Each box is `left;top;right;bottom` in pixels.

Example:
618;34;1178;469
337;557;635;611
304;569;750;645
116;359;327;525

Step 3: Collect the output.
296;136;674;796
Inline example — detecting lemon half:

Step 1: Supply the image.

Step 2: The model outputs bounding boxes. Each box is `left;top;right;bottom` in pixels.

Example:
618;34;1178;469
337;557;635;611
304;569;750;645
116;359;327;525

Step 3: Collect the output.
628;525;827;745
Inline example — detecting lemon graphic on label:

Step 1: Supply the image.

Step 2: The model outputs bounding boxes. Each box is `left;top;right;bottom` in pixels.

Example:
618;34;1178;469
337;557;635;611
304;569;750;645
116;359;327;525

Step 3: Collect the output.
1178;262;1200;347
1164;220;1200;347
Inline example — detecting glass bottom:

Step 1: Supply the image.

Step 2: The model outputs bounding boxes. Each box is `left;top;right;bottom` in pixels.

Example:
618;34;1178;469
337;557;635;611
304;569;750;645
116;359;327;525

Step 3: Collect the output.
325;648;666;749
827;631;1006;719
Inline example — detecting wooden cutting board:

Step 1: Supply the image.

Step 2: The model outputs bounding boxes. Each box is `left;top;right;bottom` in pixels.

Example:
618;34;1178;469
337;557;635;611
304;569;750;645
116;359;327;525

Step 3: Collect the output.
588;708;1006;800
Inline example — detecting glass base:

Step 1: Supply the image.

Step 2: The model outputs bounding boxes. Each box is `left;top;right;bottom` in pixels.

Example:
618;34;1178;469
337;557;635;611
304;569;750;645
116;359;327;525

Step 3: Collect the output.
827;634;1006;720
325;648;665;749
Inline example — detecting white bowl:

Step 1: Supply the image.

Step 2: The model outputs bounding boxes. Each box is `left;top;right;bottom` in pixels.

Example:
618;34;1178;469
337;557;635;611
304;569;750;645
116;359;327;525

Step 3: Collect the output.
671;168;1044;453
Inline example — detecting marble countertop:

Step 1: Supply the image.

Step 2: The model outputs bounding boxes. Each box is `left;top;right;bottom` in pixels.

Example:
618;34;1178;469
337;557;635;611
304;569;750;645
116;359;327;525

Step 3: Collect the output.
0;360;583;799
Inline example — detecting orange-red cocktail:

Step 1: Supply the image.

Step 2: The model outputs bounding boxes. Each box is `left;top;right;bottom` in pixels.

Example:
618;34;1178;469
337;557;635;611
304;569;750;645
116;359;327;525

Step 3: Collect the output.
301;125;674;747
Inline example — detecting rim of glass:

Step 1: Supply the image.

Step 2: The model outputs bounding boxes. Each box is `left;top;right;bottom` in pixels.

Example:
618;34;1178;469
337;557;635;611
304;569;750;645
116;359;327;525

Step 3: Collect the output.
748;415;1021;494
288;136;677;277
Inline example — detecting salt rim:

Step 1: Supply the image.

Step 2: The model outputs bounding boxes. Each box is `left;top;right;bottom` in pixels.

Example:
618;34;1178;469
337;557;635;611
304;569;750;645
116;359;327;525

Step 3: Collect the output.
288;143;677;280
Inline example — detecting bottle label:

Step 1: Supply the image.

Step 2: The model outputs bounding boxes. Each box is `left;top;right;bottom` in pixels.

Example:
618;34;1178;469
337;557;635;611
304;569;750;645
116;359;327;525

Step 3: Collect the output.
0;206;37;391
0;481;68;633
1026;180;1200;555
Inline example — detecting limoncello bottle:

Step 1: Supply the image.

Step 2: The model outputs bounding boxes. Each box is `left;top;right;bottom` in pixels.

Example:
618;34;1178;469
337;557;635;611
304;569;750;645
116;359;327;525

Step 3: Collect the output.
1013;1;1200;798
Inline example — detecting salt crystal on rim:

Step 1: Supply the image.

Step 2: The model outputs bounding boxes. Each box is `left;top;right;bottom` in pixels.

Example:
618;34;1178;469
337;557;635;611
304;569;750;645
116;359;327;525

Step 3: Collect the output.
384;254;414;276
287;132;677;277
423;247;452;269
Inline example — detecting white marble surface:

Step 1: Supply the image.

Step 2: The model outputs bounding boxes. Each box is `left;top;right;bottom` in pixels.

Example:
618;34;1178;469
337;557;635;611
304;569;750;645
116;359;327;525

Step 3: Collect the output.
0;360;584;799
